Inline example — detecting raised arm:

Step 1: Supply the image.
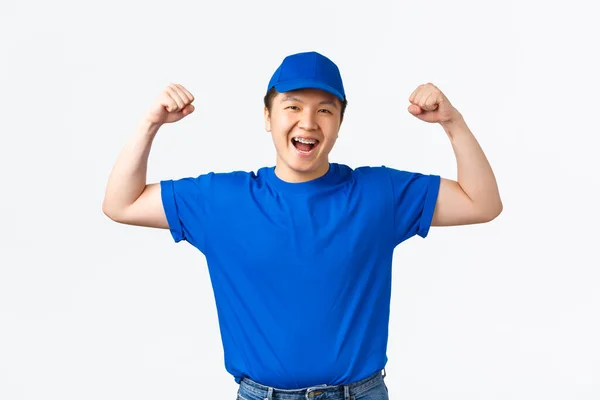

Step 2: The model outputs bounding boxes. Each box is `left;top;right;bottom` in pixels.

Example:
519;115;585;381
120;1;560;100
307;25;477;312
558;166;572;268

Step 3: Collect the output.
407;83;503;226
102;83;195;228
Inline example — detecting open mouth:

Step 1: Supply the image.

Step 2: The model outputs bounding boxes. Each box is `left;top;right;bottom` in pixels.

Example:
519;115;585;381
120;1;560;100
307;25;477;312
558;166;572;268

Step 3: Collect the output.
291;136;320;155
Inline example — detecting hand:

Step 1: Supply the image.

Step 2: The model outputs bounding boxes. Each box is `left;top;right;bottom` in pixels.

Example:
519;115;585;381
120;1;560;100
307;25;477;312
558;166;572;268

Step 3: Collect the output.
407;83;459;124
144;83;195;126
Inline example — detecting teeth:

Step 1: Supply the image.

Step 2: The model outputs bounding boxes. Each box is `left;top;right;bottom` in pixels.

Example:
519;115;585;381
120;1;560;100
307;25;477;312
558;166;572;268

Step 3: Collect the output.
293;137;317;144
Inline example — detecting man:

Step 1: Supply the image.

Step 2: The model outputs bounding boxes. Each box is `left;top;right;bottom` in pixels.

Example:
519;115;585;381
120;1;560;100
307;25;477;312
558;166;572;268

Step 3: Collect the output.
102;51;502;400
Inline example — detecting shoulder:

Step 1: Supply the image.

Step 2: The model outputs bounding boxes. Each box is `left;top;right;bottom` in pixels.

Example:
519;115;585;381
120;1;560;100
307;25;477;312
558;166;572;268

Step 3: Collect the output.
209;169;260;183
355;165;432;181
336;164;404;181
190;169;262;184
167;169;263;195
338;164;437;192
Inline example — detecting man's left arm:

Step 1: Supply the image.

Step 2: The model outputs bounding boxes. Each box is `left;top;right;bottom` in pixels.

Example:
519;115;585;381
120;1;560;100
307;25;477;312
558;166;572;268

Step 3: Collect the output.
408;83;503;226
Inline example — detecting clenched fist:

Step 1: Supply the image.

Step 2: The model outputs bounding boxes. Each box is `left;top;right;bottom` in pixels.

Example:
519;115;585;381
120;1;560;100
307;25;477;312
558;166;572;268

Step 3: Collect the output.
408;83;460;124
145;83;195;125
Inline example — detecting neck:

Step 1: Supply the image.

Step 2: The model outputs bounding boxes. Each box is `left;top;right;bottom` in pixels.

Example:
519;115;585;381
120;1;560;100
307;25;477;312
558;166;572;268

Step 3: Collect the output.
274;159;330;183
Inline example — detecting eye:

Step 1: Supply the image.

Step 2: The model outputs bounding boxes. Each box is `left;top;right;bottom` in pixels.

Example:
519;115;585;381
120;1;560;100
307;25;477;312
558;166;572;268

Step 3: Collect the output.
286;106;300;111
319;109;332;114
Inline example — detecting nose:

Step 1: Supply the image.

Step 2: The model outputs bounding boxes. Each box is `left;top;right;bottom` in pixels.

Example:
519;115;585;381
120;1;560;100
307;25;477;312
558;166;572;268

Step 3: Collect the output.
298;111;318;131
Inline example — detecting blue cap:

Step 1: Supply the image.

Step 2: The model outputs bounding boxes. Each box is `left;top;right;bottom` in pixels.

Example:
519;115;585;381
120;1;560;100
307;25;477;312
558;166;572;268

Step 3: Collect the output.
267;51;346;102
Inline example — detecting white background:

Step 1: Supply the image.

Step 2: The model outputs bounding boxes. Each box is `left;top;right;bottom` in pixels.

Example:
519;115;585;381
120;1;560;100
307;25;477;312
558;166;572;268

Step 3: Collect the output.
1;0;599;399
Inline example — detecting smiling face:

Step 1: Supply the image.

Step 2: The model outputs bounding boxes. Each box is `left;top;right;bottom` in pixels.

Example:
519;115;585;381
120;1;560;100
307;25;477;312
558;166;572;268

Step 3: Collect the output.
264;88;343;183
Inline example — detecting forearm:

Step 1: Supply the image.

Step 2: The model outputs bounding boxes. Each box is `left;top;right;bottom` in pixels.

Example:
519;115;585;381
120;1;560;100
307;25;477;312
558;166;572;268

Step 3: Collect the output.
441;114;503;217
102;119;161;218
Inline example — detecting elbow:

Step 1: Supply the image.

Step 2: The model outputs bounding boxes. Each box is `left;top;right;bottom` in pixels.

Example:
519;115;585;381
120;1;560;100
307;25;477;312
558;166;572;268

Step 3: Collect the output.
481;199;503;222
102;202;115;221
102;201;122;222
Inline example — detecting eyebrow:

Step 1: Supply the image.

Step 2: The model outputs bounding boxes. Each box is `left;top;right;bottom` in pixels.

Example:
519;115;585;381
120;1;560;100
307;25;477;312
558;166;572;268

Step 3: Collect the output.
281;95;339;109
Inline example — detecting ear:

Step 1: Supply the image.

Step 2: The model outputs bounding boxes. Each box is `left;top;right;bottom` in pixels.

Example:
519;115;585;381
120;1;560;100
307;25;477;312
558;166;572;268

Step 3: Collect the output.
337;114;343;137
264;106;271;132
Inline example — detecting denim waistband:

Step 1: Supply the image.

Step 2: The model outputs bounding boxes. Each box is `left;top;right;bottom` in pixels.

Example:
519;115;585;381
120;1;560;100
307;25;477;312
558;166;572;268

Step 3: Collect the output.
239;368;386;399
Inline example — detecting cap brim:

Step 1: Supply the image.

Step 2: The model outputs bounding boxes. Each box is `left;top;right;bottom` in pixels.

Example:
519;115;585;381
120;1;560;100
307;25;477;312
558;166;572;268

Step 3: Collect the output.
274;79;345;102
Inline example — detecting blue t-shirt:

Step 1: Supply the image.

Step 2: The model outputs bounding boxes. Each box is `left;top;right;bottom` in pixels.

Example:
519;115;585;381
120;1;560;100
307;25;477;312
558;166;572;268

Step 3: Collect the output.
160;163;440;389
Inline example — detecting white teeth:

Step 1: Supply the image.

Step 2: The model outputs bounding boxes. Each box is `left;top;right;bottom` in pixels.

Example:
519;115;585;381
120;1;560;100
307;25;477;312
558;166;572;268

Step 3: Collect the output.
293;137;317;144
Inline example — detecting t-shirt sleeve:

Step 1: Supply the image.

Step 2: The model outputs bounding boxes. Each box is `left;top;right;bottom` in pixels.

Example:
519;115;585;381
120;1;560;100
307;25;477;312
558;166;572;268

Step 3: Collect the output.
386;167;441;245
160;173;213;252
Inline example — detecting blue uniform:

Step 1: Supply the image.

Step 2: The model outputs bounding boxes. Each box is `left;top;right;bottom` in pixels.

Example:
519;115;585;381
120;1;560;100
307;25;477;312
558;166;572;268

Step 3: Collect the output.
160;163;440;389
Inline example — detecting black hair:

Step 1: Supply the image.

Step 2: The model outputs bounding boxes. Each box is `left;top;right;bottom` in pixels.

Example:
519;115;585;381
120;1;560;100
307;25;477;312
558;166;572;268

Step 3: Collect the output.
263;87;348;119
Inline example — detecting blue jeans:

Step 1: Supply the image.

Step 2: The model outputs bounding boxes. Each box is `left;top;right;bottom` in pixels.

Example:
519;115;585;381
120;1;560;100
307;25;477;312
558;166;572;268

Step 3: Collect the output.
237;369;389;400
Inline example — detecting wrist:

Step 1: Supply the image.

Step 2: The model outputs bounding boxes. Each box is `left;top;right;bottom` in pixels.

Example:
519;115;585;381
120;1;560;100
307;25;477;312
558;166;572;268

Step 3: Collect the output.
136;118;162;139
440;109;463;127
440;112;470;142
440;111;466;132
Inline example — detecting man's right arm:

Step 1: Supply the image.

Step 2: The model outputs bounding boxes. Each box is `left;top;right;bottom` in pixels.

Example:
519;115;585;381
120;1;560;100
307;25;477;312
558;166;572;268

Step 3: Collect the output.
101;83;195;228
102;120;168;228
